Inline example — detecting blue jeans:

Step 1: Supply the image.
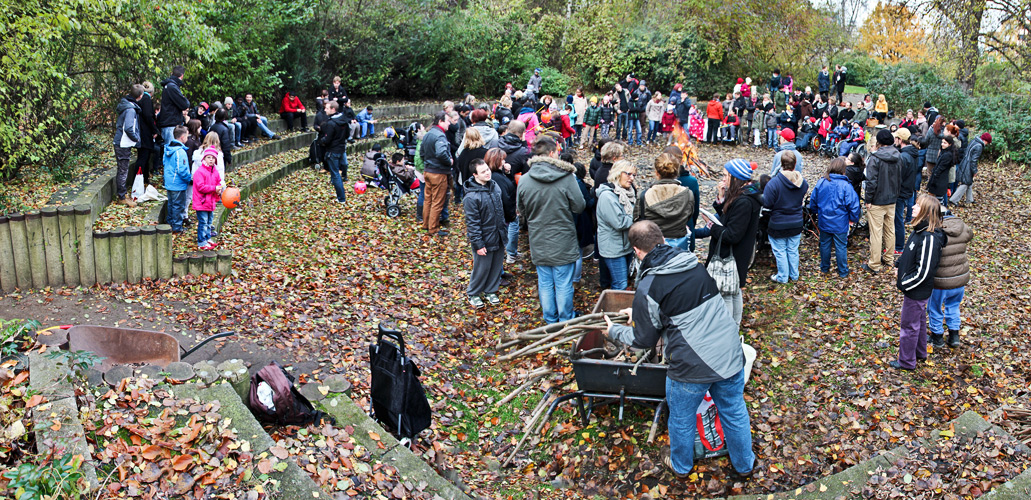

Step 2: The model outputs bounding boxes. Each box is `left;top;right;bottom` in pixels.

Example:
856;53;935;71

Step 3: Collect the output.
600;122;611;139
536;262;576;324
666;370;755;475
196;210;213;245
256;116;275;138
894;198;912;252
160;126;176;147
360;122;375;137
768;233;800;282
325;152;347;202
231;121;242;144
648;120;660;142
506;220;520;257
629;118;643;145
908;173;921;221
665;235;691;251
927;287;964;334
766;128;777;148
602;253;633;290
819;231;848;277
617;114;628;140
573;250;583;284
166;189;188;232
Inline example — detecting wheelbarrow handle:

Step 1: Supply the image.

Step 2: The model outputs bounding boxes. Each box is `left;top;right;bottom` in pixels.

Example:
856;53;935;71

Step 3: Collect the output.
181;332;235;359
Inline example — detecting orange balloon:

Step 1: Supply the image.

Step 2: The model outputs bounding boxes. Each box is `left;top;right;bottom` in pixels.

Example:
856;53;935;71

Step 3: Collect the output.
221;187;241;209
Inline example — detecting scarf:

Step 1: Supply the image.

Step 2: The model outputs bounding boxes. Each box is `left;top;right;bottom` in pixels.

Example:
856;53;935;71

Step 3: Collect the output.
612;184;636;215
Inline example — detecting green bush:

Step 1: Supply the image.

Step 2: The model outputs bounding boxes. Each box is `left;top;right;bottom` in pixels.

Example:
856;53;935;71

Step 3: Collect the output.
836;53;886;87
867;66;972;118
972;95;1031;164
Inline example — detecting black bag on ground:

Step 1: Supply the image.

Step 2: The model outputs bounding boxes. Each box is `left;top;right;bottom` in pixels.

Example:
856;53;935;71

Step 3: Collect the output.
369;323;432;440
247;361;334;426
309;138;325;169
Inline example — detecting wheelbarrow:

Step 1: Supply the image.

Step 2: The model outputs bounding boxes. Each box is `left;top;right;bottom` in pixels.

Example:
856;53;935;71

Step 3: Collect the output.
59;325;234;371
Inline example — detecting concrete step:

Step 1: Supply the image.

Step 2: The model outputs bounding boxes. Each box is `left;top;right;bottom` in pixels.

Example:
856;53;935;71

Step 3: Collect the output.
724;411;1030;499
265;102;439;134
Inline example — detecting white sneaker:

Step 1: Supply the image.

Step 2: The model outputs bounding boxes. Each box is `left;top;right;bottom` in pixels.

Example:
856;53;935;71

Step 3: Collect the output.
505;253;518;264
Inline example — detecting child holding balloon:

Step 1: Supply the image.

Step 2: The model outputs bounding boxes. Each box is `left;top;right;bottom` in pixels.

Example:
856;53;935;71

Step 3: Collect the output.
193;147;224;250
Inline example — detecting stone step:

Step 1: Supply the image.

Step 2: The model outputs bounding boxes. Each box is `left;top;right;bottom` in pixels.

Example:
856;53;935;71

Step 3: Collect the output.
265;102;439;134
723;411;1030;499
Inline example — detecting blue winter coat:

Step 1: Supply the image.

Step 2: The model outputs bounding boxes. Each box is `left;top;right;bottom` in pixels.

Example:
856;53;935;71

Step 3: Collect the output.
162;140;192;191
809;174;861;234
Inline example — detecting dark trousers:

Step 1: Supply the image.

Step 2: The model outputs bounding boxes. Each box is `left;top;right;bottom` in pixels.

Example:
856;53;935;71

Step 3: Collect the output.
706;118;721;143
468;248;505;297
897;296;929;369
280;112;308;131
114;146;132;199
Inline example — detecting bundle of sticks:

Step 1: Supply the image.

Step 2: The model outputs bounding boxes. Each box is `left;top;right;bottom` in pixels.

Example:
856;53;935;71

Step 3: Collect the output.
498;312;629;361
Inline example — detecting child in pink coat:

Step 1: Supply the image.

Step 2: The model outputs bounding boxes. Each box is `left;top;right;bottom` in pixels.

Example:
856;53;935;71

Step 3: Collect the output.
193;147;224;250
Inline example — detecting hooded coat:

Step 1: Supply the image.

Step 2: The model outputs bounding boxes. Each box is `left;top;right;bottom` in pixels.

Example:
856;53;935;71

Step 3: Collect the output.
191;159;223;212
607;245;743;384
162;140;192;191
864;146;902;205
762;170;809;238
498;133;531;176
595;183;636;258
927;145;955;197
157;77;190;128
809;174;861;234
114;97;141;148
471;122;499;150
463;178;507;252
635;179;695;239
934;215;972;290
898;145;920;200
516;156;586;267
707;184;763;289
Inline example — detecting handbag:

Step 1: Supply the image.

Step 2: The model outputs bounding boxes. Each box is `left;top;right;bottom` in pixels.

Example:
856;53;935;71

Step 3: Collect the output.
706;232;740;296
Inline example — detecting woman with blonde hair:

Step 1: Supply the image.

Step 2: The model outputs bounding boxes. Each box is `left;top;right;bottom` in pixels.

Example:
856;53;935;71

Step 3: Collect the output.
873;94;889;124
455;127;487;200
596;159;637;289
890;194;947;370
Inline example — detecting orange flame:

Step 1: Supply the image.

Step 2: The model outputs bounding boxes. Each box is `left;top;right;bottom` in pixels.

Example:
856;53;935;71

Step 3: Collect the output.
672;121;710;178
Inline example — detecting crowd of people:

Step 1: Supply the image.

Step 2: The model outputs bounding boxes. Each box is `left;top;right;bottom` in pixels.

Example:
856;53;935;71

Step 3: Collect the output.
114;64;991;482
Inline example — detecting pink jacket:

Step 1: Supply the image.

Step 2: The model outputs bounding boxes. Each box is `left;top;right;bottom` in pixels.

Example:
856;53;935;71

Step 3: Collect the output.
518;111;539;147
192;162;222;212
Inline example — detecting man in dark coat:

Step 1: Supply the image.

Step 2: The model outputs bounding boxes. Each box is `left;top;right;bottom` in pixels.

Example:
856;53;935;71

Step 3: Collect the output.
156;66;190;146
131;81;159;193
862;130;903;274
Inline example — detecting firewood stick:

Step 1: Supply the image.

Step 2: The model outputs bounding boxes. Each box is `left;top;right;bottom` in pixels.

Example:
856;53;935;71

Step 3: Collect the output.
503;395;554;467
629;349;654;376
501;313;628;343
499;373;548;405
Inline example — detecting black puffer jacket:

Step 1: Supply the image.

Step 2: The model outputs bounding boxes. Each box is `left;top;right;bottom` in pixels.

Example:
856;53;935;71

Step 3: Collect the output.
463;178;507;252
898;145;920;200
138;93;157;149
707;183;763;289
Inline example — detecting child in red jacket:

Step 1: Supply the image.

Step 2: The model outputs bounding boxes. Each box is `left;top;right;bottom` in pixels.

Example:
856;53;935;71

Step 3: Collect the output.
661;104;677;145
193;147;224;250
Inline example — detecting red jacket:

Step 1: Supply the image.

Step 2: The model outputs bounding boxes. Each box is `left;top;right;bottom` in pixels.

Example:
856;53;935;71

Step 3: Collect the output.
661;111;676;133
706;100;724;120
279;94;305;114
559;113;575;139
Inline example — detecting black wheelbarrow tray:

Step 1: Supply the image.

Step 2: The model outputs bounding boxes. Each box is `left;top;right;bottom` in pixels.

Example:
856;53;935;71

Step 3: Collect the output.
64;325;233;371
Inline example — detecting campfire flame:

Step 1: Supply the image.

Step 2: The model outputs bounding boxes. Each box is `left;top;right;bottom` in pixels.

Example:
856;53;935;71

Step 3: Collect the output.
672;121;710;178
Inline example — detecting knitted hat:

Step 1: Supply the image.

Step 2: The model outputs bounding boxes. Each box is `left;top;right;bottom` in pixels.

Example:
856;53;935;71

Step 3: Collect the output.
202;147;219;160
981;132;992;144
666;104;675;111
590;96;598;104
737;78;744;84
876;129;894;146
923;101;932;109
892;128;911;142
224;97;234;106
724;159;753;181
779;128;795;142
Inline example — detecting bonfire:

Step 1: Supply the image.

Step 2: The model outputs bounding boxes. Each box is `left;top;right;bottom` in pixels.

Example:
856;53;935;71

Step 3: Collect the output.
672;121;711;177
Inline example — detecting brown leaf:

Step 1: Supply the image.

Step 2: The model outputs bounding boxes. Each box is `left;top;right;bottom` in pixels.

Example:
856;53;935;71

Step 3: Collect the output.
139;462;163;483
170;473;195;496
171;454;194;472
257;459;272;474
269;446;289;460
140;444;163;461
25;394;44;408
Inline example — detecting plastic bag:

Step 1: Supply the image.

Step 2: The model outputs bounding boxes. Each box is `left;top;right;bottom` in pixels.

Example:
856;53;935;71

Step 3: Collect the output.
136;185;167;203
131;168;145;201
694;392;729;460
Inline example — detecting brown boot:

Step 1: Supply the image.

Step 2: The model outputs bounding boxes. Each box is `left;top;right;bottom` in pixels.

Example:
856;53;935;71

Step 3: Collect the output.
120;196;137;208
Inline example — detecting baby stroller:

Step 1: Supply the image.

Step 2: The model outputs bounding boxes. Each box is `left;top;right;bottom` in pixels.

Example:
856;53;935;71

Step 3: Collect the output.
369;154;417;218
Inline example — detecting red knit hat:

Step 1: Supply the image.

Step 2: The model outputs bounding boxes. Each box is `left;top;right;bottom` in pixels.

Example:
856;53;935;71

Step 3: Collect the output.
981;132;992;144
737;78;744;84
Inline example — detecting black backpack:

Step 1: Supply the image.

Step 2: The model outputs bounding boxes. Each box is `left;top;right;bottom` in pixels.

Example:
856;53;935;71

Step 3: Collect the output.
247;361;333;426
369;324;432;440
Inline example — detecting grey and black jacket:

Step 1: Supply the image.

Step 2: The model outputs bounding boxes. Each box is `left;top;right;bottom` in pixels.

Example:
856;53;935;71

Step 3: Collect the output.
114;96;141;148
609;245;744;384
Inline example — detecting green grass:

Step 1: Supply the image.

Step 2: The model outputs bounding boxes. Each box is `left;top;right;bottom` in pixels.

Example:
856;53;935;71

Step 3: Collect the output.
844;85;868;96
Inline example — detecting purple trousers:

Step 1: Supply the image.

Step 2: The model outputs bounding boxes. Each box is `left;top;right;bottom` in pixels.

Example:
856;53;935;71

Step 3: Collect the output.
898;296;929;369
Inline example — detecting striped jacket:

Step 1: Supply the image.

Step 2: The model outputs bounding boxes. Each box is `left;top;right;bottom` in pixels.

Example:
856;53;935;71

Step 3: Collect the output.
896;222;947;300
608;245;743;384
